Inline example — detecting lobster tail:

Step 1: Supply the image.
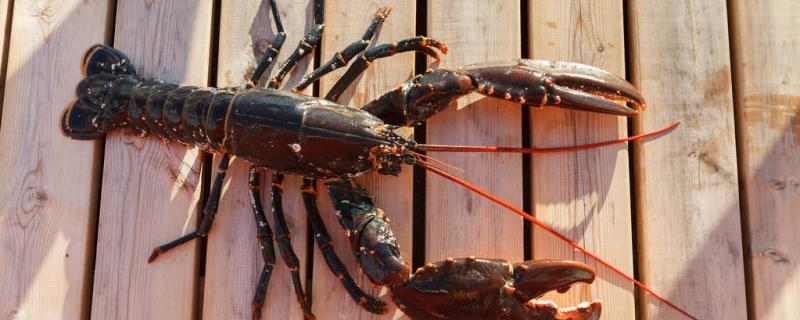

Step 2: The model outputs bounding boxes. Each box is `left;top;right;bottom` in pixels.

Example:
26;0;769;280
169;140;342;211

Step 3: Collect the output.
82;44;136;76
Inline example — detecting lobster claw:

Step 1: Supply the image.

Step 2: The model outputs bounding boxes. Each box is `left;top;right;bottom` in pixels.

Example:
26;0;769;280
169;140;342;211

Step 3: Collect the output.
391;258;601;320
363;59;645;127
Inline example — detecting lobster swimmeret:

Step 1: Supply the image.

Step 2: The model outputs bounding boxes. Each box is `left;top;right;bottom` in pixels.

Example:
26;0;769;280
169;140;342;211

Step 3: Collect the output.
60;2;690;320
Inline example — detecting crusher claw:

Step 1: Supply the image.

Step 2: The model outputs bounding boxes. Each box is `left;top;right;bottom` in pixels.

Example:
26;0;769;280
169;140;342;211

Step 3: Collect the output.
390;258;601;320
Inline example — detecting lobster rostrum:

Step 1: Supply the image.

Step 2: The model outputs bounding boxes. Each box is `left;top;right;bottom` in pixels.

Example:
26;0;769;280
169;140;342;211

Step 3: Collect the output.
60;3;686;320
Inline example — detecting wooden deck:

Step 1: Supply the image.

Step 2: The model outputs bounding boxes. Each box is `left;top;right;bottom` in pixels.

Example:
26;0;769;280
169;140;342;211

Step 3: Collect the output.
0;0;797;319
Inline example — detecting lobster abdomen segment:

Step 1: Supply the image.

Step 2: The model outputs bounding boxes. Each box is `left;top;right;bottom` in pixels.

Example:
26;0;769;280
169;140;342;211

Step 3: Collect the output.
63;44;235;151
68;74;233;153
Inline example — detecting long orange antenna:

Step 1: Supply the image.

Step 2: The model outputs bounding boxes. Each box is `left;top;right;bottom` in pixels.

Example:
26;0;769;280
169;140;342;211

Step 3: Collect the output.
419;162;697;320
417;121;679;154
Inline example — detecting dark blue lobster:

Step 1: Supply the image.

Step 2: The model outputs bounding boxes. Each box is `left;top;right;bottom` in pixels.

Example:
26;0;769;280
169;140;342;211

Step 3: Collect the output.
61;2;650;319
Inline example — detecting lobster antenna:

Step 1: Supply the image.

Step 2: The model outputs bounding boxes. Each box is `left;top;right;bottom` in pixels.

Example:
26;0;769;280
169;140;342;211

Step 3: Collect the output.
416;121;679;154
408;150;464;173
418;161;697;320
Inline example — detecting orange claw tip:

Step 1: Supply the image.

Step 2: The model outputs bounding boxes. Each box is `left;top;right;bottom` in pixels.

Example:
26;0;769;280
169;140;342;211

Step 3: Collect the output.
441;43;449;54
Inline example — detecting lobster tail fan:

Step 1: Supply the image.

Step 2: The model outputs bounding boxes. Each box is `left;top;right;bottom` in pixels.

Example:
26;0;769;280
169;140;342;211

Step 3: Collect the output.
61;101;105;140
63;44;136;140
82;44;136;76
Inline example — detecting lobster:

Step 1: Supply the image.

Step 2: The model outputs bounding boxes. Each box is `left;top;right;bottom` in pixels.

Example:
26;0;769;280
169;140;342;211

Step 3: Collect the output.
60;2;688;320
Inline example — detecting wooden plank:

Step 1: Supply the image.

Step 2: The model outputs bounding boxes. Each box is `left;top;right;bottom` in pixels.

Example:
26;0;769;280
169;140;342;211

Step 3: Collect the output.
203;1;311;319
313;1;415;318
729;1;800;318
426;0;523;266
627;0;747;318
90;2;213;319
528;1;634;318
0;1;111;319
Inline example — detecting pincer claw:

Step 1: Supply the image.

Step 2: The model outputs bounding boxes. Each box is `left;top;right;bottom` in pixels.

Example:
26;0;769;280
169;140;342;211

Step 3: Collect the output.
460;60;645;116
364;59;645;127
390;258;600;320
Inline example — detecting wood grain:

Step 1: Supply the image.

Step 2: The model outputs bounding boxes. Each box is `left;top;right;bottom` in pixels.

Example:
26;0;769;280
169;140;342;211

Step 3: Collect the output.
0;1;111;319
627;0;747;318
313;1;415;319
426;0;524;264
204;1;311;319
90;1;212;319
729;1;800;318
528;1;635;318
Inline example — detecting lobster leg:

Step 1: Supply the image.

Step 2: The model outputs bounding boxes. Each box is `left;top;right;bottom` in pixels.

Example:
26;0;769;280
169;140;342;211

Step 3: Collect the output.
246;166;279;320
249;0;287;87
300;178;388;314
325;36;448;102
325;179;602;320
268;172;315;319
148;153;231;263
267;0;324;89
324;179;410;287
293;6;392;92
363;59;647;127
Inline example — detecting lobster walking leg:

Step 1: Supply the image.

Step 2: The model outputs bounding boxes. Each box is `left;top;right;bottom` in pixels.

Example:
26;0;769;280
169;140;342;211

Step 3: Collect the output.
300;178;388;314
267;0;324;89
249;0;287;87
269;172;314;319
324;179;409;287
148;154;231;263
247;167;278;320
325;36;448;101
293;6;392;92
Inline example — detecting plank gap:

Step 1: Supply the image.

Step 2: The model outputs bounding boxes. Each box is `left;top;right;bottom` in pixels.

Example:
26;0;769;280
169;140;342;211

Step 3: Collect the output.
621;0;643;319
724;1;755;319
82;1;117;314
412;0;428;271
195;1;222;318
0;0;14;128
624;0;647;319
520;0;532;262
305;0;323;309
